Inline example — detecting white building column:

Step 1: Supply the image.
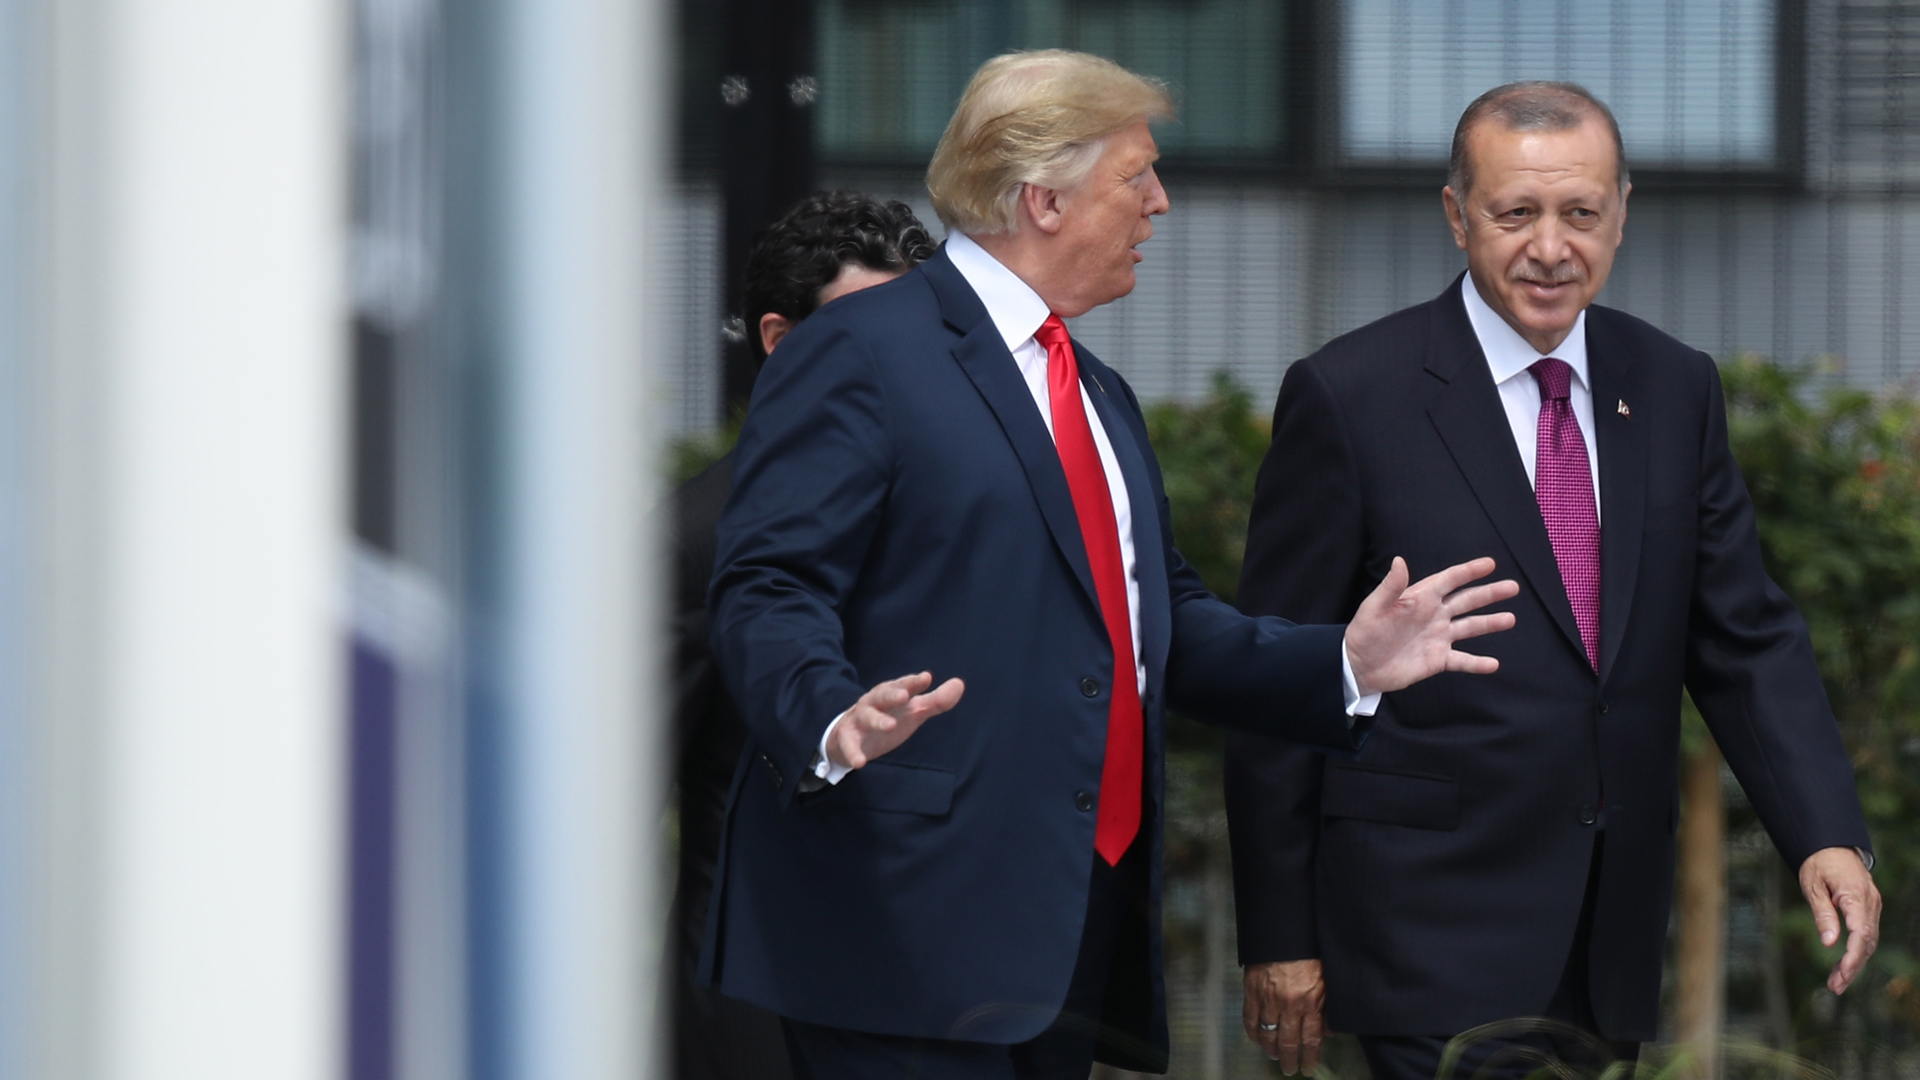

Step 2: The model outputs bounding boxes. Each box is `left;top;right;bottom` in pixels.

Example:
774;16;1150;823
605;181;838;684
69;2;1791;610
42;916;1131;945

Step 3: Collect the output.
18;0;348;1076
496;0;669;1074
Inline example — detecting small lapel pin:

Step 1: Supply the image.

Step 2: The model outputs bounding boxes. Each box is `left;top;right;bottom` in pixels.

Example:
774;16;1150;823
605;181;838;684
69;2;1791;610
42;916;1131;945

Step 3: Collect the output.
1617;399;1631;418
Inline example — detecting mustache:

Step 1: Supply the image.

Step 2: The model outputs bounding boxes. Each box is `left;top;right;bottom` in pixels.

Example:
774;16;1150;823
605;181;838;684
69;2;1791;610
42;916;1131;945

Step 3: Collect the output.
1510;262;1583;285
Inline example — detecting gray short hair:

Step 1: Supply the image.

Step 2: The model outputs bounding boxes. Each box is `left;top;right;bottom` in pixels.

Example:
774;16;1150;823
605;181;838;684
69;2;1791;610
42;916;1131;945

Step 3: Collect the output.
1448;81;1630;198
926;50;1173;236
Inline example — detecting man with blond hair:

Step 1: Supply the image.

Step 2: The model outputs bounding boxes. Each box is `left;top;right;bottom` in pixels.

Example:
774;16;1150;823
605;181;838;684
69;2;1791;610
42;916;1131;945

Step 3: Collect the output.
700;50;1517;1079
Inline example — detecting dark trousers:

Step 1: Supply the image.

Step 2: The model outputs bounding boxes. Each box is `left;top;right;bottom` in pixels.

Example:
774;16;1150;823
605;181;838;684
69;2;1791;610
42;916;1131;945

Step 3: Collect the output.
671;874;793;1080
1360;836;1641;1080
782;839;1147;1080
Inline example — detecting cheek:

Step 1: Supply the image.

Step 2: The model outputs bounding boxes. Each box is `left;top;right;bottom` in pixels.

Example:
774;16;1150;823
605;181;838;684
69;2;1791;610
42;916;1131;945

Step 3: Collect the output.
1574;237;1615;269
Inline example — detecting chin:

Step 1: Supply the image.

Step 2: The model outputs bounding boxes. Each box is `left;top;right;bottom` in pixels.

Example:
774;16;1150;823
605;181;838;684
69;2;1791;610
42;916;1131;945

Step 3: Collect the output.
1515;297;1578;326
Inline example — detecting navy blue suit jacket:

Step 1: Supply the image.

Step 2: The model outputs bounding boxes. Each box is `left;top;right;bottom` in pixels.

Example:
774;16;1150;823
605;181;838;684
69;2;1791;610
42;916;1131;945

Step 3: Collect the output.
1224;276;1871;1041
700;246;1366;1067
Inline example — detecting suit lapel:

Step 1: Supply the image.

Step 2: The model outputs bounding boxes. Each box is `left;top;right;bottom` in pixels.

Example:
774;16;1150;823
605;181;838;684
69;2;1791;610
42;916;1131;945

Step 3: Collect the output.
925;250;1101;614
1588;312;1648;686
1080;349;1171;679
1422;279;1588;666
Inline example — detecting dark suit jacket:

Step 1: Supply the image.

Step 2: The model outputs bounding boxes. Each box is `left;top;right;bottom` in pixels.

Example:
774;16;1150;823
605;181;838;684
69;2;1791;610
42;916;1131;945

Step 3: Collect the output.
700;246;1367;1069
1223;275;1871;1041
661;452;793;1080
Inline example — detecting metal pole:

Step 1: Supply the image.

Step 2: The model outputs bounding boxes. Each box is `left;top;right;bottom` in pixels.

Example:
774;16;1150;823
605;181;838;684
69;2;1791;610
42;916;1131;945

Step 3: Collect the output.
720;0;816;417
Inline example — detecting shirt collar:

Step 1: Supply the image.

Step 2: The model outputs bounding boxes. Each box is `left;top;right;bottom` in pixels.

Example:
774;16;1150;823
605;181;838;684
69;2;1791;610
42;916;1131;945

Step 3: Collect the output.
945;231;1054;354
1460;272;1590;391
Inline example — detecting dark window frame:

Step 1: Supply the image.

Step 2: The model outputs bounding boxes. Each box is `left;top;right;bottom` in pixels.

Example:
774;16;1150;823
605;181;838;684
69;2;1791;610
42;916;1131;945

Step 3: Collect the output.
1312;0;1809;193
711;0;1813;192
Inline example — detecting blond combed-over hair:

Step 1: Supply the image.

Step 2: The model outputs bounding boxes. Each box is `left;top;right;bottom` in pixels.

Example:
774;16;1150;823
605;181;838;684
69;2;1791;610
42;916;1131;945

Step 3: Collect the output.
926;50;1173;236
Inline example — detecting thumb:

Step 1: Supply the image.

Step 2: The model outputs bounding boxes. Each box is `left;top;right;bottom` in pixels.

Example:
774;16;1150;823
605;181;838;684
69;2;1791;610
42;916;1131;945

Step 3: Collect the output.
1379;556;1409;600
1363;556;1407;609
1808;883;1841;947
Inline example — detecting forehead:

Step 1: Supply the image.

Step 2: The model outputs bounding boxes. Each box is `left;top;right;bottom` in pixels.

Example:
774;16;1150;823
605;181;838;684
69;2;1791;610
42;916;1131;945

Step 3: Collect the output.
1467;118;1617;196
1103;121;1159;167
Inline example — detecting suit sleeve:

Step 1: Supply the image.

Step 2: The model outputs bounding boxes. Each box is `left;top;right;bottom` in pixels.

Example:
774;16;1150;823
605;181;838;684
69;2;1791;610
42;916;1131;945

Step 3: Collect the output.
1684;358;1872;867
1223;359;1371;964
708;320;892;810
1103;367;1362;752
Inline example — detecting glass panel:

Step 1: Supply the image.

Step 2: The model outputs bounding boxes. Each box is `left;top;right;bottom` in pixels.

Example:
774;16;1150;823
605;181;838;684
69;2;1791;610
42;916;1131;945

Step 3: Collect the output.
817;0;1287;162
1340;0;1778;169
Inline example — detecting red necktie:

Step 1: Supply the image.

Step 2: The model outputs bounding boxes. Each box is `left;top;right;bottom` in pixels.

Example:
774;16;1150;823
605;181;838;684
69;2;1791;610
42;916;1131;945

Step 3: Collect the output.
1034;314;1141;866
1530;358;1601;670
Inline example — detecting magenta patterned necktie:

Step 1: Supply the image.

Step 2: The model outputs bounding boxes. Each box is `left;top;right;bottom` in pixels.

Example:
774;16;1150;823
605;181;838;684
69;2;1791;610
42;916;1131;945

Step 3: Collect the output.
1530;358;1600;670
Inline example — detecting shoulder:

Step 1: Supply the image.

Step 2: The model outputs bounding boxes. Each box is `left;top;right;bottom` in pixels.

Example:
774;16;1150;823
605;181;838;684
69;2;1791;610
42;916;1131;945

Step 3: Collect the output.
797;263;943;340
753;266;948;392
750;270;941;391
1585;302;1719;399
1585;303;1711;366
1290;295;1444;395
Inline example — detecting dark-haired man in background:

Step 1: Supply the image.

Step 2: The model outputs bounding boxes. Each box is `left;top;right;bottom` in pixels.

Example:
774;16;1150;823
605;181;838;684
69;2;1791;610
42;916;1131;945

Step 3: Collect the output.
661;190;935;1080
1225;82;1879;1080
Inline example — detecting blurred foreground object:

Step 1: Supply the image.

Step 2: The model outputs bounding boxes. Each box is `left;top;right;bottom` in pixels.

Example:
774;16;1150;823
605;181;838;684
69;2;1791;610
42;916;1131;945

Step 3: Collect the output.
0;0;674;1075
0;0;347;1075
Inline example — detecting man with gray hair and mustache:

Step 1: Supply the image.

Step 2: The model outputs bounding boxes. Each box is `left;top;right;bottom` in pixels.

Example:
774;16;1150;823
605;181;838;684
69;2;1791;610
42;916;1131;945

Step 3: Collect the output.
1226;81;1880;1079
700;50;1521;1080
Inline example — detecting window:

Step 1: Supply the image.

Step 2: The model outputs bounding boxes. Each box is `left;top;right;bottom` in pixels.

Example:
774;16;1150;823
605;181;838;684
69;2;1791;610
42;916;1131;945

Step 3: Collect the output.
816;0;1289;163
1832;0;1920;187
1339;0;1780;171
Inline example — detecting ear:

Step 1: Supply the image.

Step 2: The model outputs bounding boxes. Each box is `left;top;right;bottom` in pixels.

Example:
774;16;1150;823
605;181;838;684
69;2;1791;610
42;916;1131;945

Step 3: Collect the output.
759;312;795;356
1441;186;1468;250
1614;182;1631;242
1018;182;1067;236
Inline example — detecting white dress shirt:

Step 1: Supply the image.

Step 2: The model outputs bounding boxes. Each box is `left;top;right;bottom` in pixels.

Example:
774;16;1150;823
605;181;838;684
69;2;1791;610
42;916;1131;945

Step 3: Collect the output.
1461;275;1874;871
943;231;1150;698
810;234;1368;786
1460;273;1601;519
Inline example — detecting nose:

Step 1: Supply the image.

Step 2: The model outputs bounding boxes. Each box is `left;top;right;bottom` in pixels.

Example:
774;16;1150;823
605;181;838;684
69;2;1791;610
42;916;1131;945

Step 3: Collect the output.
1143;165;1170;217
1528;213;1570;266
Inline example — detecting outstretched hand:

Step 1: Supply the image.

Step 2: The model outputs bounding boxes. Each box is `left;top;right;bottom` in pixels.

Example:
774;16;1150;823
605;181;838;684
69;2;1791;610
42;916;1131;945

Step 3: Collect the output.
1344;556;1519;697
825;671;966;771
1800;846;1881;994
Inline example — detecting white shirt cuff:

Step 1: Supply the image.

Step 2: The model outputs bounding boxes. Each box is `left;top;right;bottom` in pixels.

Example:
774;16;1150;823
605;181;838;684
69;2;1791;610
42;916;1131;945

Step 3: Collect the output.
1342;641;1381;719
808;710;854;786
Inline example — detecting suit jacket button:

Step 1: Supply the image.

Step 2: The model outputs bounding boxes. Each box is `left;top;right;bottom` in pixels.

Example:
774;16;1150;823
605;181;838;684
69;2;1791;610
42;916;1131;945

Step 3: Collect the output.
1080;678;1101;698
1598;701;1610;715
1075;791;1094;812
1578;805;1598;826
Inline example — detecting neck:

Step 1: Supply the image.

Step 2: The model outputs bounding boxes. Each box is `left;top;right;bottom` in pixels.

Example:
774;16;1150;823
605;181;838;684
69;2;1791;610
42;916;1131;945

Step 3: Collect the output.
1467;271;1576;354
969;230;1082;317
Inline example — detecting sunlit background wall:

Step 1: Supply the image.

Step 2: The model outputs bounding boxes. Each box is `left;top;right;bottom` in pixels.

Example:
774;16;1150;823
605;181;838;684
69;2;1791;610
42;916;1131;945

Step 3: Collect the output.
671;0;1920;440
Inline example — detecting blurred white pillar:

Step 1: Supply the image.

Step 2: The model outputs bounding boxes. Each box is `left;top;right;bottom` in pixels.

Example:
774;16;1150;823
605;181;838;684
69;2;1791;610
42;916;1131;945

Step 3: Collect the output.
497;0;666;1073
0;0;25;1074
20;0;347;1076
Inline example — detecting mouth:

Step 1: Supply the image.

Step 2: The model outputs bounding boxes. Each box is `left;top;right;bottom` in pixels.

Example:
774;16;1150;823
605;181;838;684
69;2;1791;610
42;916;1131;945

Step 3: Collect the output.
1516;277;1577;301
